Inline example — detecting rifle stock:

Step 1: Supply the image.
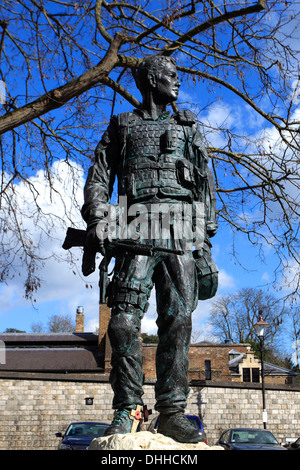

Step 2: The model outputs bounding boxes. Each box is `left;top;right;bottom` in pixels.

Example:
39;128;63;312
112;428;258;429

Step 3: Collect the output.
62;227;86;250
62;227;95;276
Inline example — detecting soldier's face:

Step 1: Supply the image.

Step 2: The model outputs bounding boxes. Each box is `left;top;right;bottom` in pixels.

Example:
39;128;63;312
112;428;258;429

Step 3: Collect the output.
153;62;181;104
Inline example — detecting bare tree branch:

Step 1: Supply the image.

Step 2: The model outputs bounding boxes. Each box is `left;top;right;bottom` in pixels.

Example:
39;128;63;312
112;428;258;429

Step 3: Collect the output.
163;0;266;56
0;0;299;301
0;32;125;134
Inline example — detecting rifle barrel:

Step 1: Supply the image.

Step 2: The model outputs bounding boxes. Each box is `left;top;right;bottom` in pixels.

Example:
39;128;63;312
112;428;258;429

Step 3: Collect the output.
110;241;184;255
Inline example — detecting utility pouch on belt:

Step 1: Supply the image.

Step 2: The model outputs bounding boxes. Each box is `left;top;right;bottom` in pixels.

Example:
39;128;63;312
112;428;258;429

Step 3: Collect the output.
176;159;196;189
193;242;218;300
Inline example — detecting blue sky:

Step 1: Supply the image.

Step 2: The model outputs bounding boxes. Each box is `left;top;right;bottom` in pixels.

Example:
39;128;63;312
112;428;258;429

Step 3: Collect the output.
0;91;295;340
0;2;298;359
0;192;291;339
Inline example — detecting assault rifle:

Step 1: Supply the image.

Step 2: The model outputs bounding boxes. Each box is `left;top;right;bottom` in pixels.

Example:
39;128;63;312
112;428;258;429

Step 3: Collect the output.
62;227;184;303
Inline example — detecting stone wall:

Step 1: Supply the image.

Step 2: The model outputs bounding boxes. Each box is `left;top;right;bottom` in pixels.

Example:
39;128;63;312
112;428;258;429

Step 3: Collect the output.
185;383;300;445
0;372;298;449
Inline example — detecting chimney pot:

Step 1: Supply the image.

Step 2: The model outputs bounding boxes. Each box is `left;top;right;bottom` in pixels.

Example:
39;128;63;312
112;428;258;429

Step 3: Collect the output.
76;306;85;332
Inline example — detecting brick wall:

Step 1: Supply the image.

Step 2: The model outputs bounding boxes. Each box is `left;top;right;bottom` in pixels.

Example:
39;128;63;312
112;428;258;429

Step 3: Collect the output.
75;310;85;333
142;343;248;381
0;372;298;449
188;344;233;381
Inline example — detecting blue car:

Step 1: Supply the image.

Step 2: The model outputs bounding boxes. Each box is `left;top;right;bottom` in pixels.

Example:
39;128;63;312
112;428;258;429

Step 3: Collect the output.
56;422;109;450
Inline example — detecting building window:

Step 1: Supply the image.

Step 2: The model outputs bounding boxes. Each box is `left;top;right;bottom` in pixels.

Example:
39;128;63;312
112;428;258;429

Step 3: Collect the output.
243;367;260;383
205;360;211;380
252;368;260;383
243;368;251;382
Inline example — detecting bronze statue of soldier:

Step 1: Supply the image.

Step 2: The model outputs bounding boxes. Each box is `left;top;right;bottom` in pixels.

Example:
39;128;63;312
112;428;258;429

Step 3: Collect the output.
81;56;218;443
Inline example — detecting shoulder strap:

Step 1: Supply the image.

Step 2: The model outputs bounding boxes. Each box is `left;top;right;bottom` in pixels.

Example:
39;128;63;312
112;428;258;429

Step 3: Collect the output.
117;111;132;128
116;111;137;172
174;109;197;126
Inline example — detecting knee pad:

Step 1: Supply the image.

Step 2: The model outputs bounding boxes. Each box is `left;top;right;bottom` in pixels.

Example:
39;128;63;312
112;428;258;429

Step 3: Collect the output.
108;312;141;355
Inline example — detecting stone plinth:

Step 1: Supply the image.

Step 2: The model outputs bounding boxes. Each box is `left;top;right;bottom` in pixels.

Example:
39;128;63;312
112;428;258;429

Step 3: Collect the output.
89;431;223;451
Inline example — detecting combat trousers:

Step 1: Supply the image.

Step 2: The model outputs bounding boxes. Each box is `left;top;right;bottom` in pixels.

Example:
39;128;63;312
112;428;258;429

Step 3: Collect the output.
107;245;197;415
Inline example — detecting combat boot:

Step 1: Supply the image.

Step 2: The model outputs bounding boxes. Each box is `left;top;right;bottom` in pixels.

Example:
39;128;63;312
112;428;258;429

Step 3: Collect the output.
157;412;205;443
103;409;133;436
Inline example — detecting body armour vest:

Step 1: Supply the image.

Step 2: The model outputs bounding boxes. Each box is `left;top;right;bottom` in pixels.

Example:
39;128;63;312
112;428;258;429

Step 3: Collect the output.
117;110;206;204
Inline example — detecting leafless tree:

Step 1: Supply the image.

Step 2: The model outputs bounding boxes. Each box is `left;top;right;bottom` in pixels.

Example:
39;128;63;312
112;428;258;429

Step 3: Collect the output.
0;0;299;300
208;287;287;348
31;313;75;332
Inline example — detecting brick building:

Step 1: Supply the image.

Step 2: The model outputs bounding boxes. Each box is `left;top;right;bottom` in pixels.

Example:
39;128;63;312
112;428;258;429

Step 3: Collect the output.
0;304;297;385
97;304;297;386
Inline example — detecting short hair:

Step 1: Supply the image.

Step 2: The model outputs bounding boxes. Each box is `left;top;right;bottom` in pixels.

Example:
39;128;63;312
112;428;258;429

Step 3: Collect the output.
136;56;176;95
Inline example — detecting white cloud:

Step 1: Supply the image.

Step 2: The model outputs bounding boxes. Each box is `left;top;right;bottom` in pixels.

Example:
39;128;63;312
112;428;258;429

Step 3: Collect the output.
280;258;300;299
0;158;237;335
0;284;19;314
218;268;235;290
0;159;103;329
261;271;271;282
141;316;157;335
193;298;213;323
200;102;234;148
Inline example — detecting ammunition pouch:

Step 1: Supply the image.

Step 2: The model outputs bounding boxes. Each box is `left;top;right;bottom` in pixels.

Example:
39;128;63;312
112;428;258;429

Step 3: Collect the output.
107;278;150;313
193;243;218;300
176;159;196;189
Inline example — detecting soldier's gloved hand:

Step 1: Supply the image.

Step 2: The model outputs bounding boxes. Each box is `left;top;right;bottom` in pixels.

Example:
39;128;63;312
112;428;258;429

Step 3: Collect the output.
86;225;106;256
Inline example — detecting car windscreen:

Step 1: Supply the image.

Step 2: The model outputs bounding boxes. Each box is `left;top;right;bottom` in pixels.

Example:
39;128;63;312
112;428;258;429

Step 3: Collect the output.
230;430;278;444
65;423;107;438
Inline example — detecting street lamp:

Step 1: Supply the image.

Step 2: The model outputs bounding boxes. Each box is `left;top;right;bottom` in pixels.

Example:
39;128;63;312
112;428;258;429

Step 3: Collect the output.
254;313;269;429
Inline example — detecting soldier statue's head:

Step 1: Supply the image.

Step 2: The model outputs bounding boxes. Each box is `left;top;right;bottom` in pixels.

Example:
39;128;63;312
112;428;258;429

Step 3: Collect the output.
136;56;180;107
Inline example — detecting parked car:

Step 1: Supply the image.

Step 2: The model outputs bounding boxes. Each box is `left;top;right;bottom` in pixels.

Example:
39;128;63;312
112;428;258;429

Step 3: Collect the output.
56;421;109;450
147;414;206;443
217;428;286;450
284;437;300;450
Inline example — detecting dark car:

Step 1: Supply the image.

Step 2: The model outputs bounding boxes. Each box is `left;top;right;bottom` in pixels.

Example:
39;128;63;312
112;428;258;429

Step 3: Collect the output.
217;428;286;450
56;421;109;450
148;414;206;443
284;437;300;450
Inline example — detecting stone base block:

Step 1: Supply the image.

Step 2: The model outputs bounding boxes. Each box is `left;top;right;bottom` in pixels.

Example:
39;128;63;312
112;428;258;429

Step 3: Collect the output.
89;431;223;451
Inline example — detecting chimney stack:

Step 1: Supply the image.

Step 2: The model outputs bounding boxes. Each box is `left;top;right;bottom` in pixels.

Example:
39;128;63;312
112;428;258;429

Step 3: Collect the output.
76;306;85;332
